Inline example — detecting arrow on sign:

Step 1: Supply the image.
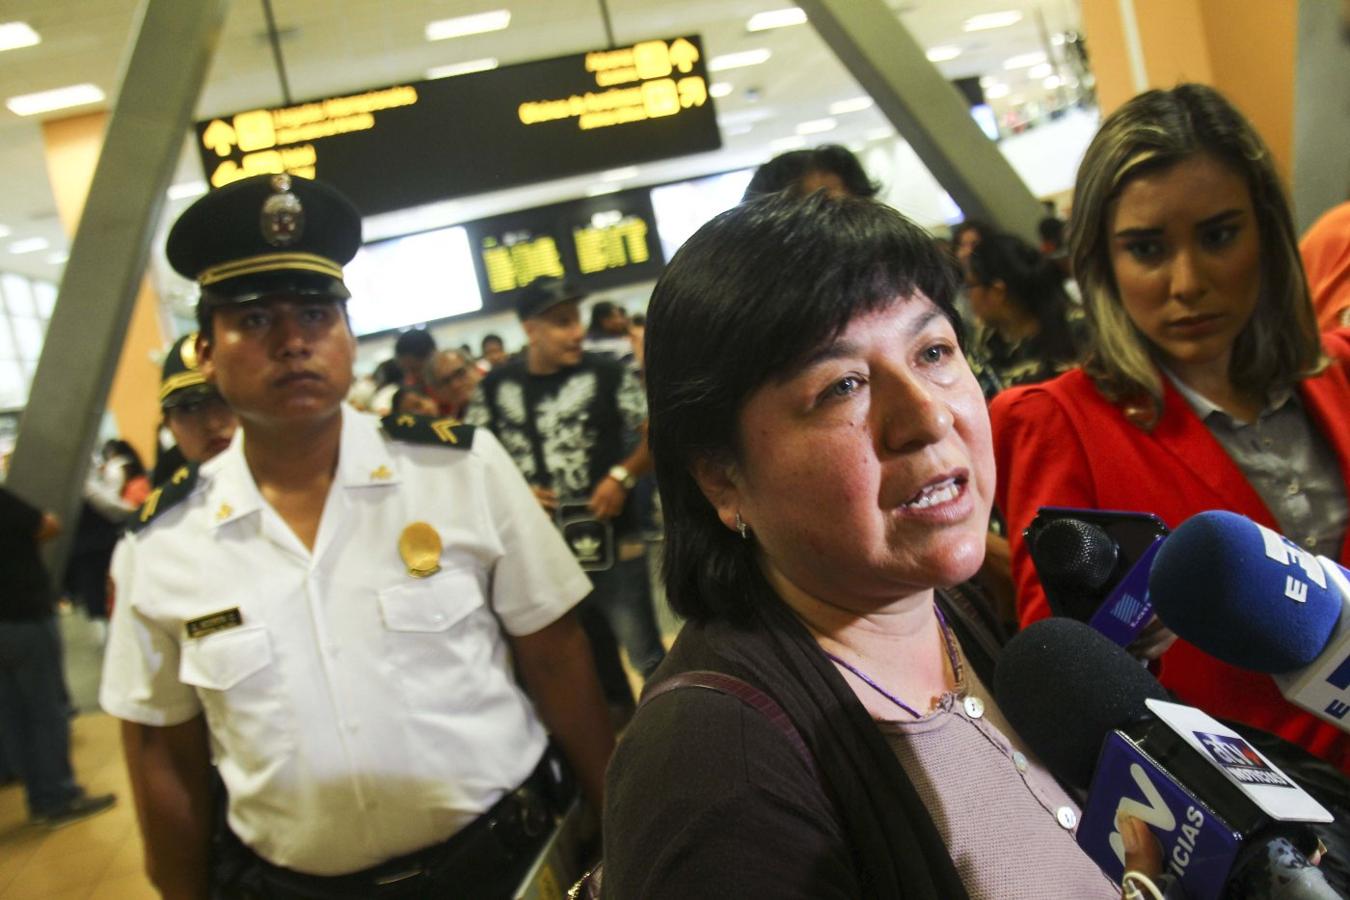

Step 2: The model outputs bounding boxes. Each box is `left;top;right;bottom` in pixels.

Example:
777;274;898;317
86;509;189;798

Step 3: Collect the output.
668;38;699;73
202;119;237;157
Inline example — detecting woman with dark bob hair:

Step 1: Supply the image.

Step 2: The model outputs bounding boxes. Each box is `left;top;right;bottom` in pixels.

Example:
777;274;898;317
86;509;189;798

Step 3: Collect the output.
993;84;1350;771
602;193;1134;897
966;232;1081;389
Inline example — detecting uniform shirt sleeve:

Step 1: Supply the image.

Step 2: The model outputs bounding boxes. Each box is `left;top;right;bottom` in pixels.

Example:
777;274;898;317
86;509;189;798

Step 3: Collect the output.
990;385;1099;628
616;365;647;435
99;536;203;726
473;428;592;636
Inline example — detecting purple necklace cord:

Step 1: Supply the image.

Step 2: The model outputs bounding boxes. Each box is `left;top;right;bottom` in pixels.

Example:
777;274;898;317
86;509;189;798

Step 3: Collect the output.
824;603;962;720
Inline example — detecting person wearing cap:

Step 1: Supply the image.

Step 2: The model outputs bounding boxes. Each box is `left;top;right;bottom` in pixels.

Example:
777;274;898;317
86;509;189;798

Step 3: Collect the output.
151;332;237;487
100;174;612;899
466;279;667;710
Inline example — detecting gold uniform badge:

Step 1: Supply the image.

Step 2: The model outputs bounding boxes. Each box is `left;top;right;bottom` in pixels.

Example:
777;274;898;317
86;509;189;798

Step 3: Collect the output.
399;522;442;578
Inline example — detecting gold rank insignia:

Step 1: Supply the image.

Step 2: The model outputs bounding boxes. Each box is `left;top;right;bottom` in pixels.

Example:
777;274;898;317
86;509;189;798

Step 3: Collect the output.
216;503;234;521
399;522;442;578
370;465;392;481
431;417;460;444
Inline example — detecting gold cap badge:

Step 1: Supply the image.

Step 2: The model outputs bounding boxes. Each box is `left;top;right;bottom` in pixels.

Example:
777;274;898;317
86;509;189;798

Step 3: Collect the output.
399;522;442;578
260;174;305;248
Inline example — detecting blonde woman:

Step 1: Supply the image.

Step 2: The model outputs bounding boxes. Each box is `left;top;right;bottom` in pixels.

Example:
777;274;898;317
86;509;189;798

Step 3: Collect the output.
992;84;1350;771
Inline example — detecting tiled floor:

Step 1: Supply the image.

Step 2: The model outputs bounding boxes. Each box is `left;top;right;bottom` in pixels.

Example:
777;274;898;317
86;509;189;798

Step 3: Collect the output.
0;712;155;899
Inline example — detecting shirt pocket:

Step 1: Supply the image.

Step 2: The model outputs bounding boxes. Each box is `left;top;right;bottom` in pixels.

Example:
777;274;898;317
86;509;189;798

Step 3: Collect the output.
179;625;294;774
378;567;484;633
376;567;500;702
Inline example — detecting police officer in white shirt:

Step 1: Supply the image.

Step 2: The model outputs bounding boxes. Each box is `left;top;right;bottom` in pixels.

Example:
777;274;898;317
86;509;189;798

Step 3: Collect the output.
100;174;613;899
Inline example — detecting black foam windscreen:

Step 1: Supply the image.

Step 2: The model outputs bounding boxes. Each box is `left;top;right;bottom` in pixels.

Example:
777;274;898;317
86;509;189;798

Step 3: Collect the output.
994;618;1169;791
1032;517;1119;594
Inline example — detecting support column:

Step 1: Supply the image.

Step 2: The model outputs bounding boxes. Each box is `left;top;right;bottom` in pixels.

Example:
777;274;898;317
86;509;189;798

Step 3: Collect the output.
797;0;1046;241
1080;0;1297;182
41;112;166;467
8;0;230;573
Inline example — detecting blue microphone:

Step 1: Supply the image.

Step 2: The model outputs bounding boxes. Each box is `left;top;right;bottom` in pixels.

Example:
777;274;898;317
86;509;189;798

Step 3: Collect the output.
1147;510;1350;729
995;618;1335;899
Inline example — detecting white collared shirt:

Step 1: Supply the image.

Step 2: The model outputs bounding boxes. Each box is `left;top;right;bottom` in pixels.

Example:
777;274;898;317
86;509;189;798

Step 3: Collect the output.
101;407;592;875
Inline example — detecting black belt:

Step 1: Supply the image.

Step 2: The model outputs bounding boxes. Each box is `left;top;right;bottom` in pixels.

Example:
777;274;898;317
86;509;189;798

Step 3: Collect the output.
224;752;566;900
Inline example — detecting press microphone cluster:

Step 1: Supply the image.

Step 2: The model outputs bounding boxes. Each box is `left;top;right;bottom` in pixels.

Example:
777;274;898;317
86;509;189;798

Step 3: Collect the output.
1147;511;1350;731
996;618;1338;899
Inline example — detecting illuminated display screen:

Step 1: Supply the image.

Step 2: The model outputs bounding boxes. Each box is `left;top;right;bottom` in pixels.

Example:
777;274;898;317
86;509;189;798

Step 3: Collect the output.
342;227;482;337
194;35;720;215
465;189;666;311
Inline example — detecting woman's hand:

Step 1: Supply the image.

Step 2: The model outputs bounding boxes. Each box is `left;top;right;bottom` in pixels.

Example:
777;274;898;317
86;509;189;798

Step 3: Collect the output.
1127;616;1178;663
1119;814;1166;899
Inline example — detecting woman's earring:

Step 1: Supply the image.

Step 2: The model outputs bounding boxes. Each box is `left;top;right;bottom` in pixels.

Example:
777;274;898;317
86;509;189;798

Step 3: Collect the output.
735;512;749;540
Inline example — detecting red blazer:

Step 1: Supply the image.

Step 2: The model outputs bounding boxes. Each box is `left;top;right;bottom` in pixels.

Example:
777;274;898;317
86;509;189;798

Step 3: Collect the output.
991;329;1350;771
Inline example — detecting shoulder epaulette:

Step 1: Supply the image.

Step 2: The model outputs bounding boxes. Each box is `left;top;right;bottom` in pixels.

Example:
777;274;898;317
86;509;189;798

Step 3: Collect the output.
128;463;199;533
380;412;476;449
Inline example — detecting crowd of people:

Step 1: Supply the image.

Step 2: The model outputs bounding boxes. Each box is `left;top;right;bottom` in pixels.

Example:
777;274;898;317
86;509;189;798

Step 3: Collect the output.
0;76;1347;900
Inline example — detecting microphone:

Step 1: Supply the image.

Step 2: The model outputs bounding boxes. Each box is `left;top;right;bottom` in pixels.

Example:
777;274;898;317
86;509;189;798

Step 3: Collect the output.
1026;508;1168;645
996;618;1336;899
1147;510;1350;729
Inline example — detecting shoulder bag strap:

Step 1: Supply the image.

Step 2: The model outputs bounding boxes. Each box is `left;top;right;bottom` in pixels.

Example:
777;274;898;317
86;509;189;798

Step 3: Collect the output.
640;670;821;785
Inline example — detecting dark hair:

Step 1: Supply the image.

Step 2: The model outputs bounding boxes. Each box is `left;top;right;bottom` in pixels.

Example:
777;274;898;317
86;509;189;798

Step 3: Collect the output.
373;358;403;388
394;328;436;360
1037;216;1066;248
102;439;147;481
1069;83;1323;418
588;300;621;335
967;233;1078;364
645;192;961;624
742;144;880;201
480;333;503;351
950;218;992;249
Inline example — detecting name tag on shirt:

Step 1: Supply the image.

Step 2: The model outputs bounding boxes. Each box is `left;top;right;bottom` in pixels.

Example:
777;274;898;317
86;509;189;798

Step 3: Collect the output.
185;608;243;639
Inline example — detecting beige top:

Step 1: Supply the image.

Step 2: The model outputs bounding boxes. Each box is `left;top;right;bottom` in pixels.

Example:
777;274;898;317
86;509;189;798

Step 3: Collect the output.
876;642;1119;899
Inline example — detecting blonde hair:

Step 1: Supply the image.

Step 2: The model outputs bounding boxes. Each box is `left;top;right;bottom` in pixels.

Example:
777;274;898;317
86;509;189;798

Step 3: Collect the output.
1069;84;1324;426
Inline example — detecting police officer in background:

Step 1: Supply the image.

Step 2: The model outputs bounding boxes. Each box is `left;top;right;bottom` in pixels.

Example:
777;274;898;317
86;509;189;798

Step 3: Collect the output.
151;332;238;486
100;174;613;899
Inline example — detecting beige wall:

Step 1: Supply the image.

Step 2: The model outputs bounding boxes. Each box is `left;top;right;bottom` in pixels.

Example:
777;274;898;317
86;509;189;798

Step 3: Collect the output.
1081;0;1296;182
41;112;165;467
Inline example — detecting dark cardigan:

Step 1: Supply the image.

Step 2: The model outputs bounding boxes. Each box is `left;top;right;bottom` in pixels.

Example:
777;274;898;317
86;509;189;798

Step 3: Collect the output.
602;586;1006;899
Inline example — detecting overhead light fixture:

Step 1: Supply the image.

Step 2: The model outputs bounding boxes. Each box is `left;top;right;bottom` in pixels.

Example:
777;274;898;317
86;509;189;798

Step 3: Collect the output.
709;82;734;99
708;48;771;72
963;11;1023;31
769;135;808;152
425;9;511;41
6;83;105;117
426;57;498;79
724;124;754;136
925;45;961;63
0;224;10;239
717;107;776;127
47;250;68;265
746;7;807;32
1043;75;1063;90
796;117;837;136
978;75;998;87
865;127;894;142
984;83;1011;99
829;96;874;115
8;237;49;255
167;180;208;201
1003;51;1047;70
601;166;639;182
1026;62;1053;79
0;22;40;52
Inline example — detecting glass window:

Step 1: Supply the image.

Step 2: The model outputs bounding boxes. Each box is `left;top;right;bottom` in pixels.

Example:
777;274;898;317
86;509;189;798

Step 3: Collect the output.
10;316;43;358
33;282;56;319
0;316;14;360
0;360;27;409
1;273;35;318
